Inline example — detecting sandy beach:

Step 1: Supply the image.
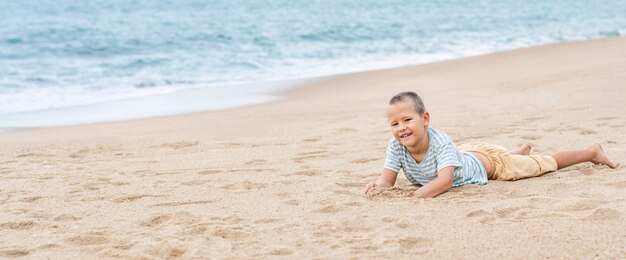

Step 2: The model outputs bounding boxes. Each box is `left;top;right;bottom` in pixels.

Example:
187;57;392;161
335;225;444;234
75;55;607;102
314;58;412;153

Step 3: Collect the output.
1;37;625;258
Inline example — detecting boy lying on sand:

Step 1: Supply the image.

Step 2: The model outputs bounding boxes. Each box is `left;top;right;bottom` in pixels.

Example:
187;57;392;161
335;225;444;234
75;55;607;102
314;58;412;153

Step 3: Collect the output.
363;91;618;198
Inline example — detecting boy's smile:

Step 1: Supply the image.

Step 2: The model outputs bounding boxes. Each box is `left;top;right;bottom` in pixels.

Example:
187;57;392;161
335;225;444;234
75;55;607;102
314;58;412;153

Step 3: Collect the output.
387;101;430;155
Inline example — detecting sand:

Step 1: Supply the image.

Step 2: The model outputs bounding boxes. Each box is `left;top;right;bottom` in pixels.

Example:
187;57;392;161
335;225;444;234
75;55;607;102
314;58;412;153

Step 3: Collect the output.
1;37;625;259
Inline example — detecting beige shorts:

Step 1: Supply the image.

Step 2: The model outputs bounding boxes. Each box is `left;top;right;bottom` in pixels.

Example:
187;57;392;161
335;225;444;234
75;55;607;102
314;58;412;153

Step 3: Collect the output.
458;142;558;181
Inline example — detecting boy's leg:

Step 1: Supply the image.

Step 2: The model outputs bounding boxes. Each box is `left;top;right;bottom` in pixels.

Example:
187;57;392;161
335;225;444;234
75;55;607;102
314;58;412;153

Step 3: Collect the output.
552;144;618;169
508;143;531;155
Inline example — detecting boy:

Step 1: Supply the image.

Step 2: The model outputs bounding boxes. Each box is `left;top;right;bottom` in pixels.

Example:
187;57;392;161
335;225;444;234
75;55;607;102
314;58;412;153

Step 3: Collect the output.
363;91;618;198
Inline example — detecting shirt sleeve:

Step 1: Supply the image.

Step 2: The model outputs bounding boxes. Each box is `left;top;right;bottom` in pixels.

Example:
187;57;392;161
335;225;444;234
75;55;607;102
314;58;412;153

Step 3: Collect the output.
383;139;401;173
435;141;462;173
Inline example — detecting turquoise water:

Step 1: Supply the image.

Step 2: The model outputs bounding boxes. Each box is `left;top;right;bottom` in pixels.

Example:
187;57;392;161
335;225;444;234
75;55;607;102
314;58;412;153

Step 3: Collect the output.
1;0;625;127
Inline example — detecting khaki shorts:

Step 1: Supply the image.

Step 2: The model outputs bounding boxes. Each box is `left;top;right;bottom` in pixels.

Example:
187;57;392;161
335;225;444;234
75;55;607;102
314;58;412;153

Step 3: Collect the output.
458;142;558;181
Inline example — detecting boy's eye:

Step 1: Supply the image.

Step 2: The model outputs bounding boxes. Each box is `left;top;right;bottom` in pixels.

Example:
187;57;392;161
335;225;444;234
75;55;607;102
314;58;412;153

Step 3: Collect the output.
390;123;398;127
404;118;412;122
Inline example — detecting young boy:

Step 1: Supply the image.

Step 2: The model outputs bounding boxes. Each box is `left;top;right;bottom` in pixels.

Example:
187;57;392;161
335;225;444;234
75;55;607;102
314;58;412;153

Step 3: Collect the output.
363;91;618;198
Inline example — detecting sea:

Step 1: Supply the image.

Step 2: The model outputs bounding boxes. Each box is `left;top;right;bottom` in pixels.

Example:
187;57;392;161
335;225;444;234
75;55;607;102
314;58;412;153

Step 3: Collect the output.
1;0;625;128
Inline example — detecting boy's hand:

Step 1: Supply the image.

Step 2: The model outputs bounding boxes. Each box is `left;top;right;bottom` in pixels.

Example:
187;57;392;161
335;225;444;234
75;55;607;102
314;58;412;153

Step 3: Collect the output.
363;182;378;194
364;169;399;195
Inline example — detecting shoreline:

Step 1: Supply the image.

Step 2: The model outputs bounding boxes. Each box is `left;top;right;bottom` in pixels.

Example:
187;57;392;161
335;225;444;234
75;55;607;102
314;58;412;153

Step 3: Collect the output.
2;37;622;132
1;37;625;258
0;78;310;130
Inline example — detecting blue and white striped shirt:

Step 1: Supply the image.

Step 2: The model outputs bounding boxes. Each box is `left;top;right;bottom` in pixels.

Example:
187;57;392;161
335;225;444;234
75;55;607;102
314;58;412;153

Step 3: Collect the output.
383;128;487;187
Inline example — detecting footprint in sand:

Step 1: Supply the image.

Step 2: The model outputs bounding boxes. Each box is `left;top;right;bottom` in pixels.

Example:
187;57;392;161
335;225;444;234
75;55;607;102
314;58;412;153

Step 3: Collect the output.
465;206;527;222
283;199;300;206
315;205;341;213
38;243;60;249
524;116;544;121
605;181;626;188
343;201;362;207
19;196;44;203
114;194;165;203
273;192;290;198
268;248;293;256
254;218;281;224
336;221;363;233
0;221;36;230
520;135;541;141
334;182;364;188
350;158;379;164
156;141;199;149
381;217;397;223
467;199;580;223
111;241;135;251
559;201;601;212
53;214;82;222
581;208;622;221
492;206;528;218
279;179;306;185
144;243;188;259
303;136;321;142
396;219;411;229
230;168;274;173
543;126;559;132
220;181;268;191
292;151;331;163
140;214;173;227
154;171;183;176
245;159;267;165
349;245;379;253
0;167;15;175
0;249;31;257
178;223;209;236
578;128;597;135
333;190;353;195
465;209;495;223
132;169;152;176
595;116;617;121
336;127;357;133
182;179;211;186
285;170;322;177
150;200;213;207
68;148;91;159
65;232;111;246
221;142;242;147
212;227;249;240
198;169;221;175
398;237;433;248
15;152;52;158
524;196;559;204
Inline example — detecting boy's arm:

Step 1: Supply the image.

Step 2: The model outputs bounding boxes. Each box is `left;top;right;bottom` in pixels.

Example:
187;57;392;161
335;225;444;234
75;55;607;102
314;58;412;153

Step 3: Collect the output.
413;166;454;198
363;168;398;194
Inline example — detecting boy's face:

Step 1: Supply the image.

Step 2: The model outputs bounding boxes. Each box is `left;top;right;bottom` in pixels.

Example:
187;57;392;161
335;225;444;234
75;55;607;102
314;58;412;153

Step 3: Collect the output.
387;101;430;150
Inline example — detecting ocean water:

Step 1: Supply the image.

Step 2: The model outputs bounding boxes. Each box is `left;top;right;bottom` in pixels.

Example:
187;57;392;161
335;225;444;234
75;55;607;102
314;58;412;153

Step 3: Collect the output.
1;0;625;127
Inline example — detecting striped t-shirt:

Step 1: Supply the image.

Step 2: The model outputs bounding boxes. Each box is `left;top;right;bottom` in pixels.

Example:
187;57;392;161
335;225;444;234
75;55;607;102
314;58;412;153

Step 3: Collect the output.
383;128;488;187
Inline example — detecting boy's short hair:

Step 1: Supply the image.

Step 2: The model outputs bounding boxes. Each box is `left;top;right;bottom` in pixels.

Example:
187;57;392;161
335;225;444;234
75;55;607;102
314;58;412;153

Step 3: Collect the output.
389;91;426;115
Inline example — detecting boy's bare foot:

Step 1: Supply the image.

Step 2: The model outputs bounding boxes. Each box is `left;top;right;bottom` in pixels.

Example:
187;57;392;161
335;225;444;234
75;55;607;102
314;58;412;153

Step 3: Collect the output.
589;144;619;169
509;143;532;155
520;143;532;155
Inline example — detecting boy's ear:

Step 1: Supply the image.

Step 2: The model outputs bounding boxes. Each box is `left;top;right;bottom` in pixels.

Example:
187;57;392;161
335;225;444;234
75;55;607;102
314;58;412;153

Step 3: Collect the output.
423;112;430;126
